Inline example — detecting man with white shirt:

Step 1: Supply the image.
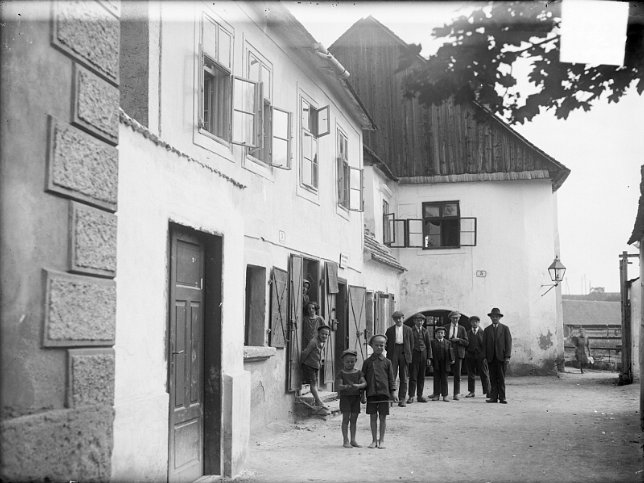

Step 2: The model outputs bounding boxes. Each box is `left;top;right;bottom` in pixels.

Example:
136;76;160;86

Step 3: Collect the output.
385;311;414;407
464;316;491;398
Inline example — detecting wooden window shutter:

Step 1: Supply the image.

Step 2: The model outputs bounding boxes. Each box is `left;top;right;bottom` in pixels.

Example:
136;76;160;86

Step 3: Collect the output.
269;268;288;348
286;254;303;392
326;261;339;294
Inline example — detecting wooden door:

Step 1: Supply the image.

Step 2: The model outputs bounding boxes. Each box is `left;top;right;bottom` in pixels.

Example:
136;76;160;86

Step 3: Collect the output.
348;286;367;367
168;229;204;482
287;254;303;392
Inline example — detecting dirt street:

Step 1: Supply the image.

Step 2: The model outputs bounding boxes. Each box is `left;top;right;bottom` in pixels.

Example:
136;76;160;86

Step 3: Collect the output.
236;371;642;483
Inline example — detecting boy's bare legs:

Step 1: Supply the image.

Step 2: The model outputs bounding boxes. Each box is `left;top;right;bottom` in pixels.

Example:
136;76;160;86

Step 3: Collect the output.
368;414;378;448
310;382;324;407
341;413;352;448
349;414;360;447
378;414;387;448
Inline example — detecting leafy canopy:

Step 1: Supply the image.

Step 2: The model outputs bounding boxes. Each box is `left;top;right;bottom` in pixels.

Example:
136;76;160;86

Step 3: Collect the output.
401;1;644;124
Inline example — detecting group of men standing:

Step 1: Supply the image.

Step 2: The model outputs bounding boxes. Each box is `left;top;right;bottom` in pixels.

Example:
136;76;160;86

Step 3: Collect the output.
384;307;512;405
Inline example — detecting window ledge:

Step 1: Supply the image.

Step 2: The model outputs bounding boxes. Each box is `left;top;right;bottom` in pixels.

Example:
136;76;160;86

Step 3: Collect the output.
243;345;277;362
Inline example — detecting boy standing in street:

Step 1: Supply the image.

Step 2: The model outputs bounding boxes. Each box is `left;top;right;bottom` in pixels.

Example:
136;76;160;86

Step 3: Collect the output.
430;326;454;402
335;349;367;448
362;334;396;449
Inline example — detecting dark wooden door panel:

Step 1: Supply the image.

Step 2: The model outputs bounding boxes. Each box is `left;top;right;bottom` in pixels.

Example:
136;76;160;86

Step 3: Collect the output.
169;232;204;482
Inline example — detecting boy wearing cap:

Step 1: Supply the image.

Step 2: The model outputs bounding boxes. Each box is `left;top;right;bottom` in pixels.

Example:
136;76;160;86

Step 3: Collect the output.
407;313;433;404
362;334;396;449
385;311;414;407
301;325;331;408
429;326;454;401
336;349;367;448
444;310;469;400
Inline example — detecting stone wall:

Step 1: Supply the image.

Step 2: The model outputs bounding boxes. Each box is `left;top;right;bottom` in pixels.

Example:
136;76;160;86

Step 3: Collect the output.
0;1;120;480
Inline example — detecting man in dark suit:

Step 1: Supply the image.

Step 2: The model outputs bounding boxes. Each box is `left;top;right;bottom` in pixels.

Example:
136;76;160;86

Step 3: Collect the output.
444;311;469;400
407;313;433;404
483;307;512;404
385;310;413;407
464;316;491;398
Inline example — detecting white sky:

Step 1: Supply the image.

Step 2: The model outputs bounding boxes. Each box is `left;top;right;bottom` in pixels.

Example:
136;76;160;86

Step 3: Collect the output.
286;1;644;294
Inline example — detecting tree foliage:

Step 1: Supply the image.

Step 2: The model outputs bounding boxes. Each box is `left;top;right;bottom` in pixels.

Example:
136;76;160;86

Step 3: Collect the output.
401;1;644;124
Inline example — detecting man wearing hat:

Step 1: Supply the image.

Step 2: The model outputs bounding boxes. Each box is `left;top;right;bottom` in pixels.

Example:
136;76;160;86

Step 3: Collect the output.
444;311;469;400
407;313;433;403
429;325;454;401
385;311;414;407
483;308;512;404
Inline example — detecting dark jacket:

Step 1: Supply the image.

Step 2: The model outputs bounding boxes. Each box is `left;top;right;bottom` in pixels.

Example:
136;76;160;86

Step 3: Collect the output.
466;328;486;360
411;325;433;356
483;322;512;362
444;323;469;359
429;338;454;366
385;324;414;363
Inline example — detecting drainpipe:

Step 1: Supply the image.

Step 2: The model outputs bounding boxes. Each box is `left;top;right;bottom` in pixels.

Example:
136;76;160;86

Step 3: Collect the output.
313;42;351;79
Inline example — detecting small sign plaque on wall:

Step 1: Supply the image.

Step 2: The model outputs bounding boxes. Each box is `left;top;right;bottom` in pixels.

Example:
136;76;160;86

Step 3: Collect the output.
339;253;349;268
476;270;487;278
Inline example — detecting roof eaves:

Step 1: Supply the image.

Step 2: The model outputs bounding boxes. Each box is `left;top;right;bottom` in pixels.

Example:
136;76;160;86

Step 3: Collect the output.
472;101;571;191
268;5;375;131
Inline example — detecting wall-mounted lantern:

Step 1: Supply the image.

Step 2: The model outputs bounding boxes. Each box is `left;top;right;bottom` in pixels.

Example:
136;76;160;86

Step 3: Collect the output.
541;256;566;296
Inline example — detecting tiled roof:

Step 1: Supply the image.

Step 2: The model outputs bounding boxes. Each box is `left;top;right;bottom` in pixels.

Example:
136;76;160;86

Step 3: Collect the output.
562;300;621;327
364;227;406;272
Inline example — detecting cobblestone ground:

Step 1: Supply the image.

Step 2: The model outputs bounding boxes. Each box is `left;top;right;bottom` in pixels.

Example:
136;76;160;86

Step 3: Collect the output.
235;371;643;483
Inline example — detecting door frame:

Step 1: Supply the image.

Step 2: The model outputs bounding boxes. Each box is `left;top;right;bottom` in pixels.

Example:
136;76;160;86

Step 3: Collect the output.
167;224;223;479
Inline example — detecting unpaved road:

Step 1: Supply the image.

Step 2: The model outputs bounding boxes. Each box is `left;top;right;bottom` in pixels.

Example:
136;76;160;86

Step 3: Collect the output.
237;371;643;483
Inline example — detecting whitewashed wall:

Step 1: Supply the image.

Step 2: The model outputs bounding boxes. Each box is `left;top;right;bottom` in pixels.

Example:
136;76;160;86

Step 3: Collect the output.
114;1;370;477
394;179;564;374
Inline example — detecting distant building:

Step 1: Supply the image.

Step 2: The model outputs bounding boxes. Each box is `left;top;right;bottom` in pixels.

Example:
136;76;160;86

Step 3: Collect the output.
562;296;622;370
330;16;570;375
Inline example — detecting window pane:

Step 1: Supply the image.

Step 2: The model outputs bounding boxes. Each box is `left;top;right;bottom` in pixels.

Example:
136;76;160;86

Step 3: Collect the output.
391;220;406;248
349;167;362;211
444;203;459;217
234;78;255;112
316;106;330;137
248;54;261;82
302;131;312;160
460;232;476;246
426;220;441;235
312;153;318;187
302;158;312;186
203;61;230;139
273;109;288;138
261;65;271;100
218;28;232;69
443;219;460;246
423;205;440;217
233;111;254;145
301;100;311;131
203;18;217;60
272;138;288;167
409;219;423;247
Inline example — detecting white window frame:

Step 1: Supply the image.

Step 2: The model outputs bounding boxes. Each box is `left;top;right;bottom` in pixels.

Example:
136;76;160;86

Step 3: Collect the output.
198;14;259;149
245;46;292;169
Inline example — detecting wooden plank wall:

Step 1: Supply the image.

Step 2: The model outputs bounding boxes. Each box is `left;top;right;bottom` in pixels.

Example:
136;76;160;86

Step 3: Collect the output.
330;19;554;179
